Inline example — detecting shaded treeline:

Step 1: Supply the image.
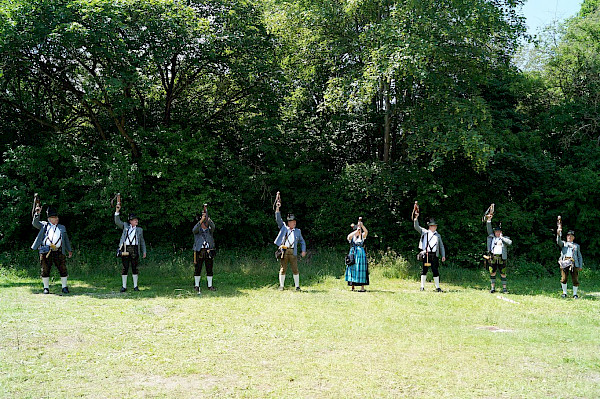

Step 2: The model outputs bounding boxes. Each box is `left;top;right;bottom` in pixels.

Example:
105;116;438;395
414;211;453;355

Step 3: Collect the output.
1;0;599;268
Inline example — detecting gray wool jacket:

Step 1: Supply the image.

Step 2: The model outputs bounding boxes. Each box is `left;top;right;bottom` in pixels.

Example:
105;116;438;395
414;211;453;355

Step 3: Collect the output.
274;211;306;256
557;234;583;269
486;221;512;260
192;219;216;251
115;213;147;255
414;218;446;258
31;213;72;255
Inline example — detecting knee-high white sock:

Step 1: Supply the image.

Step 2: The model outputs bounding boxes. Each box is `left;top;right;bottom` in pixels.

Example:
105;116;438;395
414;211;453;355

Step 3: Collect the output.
293;274;300;288
420;275;427;288
194;276;201;287
121;275;127;288
61;277;68;288
132;274;138;287
42;277;50;289
207;276;213;287
561;283;568;294
434;276;440;289
279;274;286;287
573;286;578;296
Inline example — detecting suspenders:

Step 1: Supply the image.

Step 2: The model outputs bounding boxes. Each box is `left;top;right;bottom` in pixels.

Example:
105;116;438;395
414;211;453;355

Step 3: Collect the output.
422;232;436;253
44;225;62;249
125;226;136;246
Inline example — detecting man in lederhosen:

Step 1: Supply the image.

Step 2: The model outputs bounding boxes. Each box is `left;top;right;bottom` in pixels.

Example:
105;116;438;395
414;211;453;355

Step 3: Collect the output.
557;228;583;298
274;201;306;291
414;213;446;292
192;210;216;293
115;203;146;292
485;214;512;293
31;206;73;294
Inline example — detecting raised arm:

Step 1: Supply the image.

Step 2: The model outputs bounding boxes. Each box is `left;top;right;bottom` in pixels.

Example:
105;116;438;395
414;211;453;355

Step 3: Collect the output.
346;230;357;242
414;218;426;235
114;213;124;229
360;223;369;240
486;219;493;236
275;211;284;229
32;212;43;230
556;232;565;248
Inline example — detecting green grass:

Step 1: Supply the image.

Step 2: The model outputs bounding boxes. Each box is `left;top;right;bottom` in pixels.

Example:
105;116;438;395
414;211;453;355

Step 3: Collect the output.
1;248;599;398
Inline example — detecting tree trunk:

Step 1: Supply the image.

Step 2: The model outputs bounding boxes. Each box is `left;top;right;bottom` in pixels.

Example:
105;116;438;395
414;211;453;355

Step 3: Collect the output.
383;78;391;163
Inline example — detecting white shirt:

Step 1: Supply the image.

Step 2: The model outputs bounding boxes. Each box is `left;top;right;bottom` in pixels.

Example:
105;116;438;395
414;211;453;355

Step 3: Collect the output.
201;228;210;249
423;231;438;253
284;228;295;248
126;226;138;245
44;223;62;248
565;243;574;258
352;235;364;245
492;237;504;255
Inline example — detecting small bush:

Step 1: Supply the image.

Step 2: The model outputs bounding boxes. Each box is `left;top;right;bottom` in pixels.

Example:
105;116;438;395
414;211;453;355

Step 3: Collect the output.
370;249;413;279
511;257;550;278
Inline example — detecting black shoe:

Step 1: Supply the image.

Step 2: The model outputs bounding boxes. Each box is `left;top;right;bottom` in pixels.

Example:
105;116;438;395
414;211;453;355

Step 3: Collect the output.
435;287;443;292
208;286;216;291
490;288;496;293
194;286;200;293
62;287;69;294
573;294;579;299
420;287;425;291
561;293;567;298
296;286;301;291
133;286;139;291
120;287;127;292
43;288;50;294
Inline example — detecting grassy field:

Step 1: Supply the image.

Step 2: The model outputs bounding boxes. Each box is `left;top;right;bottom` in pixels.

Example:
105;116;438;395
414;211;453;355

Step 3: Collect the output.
1;248;599;398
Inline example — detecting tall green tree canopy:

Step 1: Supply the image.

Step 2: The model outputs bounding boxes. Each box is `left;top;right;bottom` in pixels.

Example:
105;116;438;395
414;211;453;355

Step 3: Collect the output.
1;0;599;269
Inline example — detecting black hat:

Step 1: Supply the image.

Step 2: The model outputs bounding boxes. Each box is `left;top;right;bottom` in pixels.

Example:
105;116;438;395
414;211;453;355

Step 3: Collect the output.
567;230;575;236
46;207;58;217
128;213;138;221
427;218;437;226
493;225;502;231
287;213;296;221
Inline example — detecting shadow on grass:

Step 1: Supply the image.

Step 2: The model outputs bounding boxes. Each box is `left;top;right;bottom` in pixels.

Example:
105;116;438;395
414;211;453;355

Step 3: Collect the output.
5;248;599;301
437;262;600;301
2;247;344;299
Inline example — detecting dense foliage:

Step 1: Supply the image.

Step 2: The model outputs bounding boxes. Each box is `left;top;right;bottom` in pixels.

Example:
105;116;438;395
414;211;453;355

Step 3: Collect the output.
1;0;598;269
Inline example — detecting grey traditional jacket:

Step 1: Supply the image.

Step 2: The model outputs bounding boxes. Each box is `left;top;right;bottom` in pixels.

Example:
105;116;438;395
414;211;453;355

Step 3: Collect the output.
115;213;147;255
274;211;306;256
414;218;446;258
31;213;72;255
486;221;512;260
192;219;216;251
557;234;583;269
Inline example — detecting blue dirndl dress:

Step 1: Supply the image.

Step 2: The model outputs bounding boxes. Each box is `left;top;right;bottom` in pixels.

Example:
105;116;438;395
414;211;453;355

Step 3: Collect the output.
345;239;369;286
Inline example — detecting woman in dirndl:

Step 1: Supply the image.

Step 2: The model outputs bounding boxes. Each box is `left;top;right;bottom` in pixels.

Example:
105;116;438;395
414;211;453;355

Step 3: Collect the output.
345;218;369;291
